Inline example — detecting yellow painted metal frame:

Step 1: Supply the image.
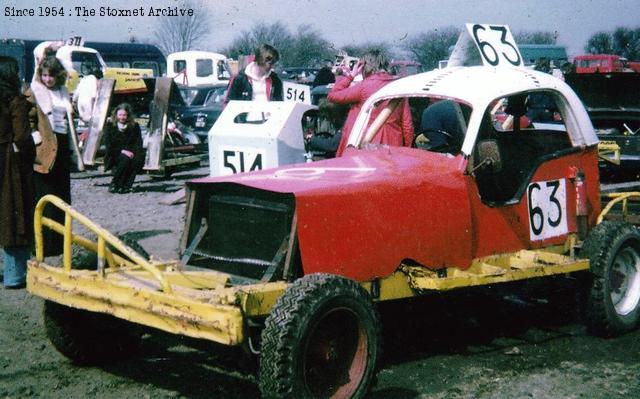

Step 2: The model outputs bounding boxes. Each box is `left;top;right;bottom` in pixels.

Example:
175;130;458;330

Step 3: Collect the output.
598;192;640;224
598;140;621;165
365;237;588;296
28;196;593;347
28;195;290;345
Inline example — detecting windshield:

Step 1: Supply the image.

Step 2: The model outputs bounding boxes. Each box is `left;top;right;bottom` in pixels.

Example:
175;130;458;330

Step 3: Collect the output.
71;51;102;75
203;87;227;106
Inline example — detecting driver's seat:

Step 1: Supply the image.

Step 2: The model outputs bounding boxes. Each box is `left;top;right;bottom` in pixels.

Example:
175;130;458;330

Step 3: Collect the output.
419;100;468;153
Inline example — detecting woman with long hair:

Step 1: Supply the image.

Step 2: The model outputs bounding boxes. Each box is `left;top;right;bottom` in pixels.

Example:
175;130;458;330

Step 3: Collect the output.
26;53;72;257
328;49;414;156
103;103;144;193
0;58;36;288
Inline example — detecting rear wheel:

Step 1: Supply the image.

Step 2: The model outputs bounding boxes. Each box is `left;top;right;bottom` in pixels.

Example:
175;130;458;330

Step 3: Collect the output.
259;273;380;399
44;301;143;365
581;221;640;336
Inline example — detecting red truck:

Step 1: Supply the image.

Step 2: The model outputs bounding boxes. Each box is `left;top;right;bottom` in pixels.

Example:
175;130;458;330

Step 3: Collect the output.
574;54;640;73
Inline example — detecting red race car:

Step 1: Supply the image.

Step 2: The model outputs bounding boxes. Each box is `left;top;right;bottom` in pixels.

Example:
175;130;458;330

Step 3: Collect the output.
29;65;640;399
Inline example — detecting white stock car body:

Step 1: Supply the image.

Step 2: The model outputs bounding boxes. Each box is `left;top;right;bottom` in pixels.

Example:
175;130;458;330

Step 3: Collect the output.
348;66;598;153
207;100;317;176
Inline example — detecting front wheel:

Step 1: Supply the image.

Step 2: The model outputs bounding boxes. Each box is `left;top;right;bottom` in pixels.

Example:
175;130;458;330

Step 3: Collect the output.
44;301;143;365
580;221;640;336
259;273;381;399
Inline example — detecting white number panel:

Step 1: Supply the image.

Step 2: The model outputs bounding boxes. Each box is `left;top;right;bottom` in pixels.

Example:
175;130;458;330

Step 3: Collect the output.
282;81;311;104
466;23;524;67
527;179;568;241
218;146;266;176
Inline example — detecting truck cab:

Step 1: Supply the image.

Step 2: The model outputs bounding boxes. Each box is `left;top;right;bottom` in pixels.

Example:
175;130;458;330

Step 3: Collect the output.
574;54;632;73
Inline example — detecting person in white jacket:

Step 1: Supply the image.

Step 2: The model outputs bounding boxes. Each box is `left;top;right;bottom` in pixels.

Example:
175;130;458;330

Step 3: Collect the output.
72;68;103;124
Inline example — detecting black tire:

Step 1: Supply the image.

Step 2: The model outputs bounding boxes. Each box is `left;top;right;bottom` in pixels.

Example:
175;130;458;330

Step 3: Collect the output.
259;273;381;399
580;221;640;336
72;235;149;270
44;300;143;365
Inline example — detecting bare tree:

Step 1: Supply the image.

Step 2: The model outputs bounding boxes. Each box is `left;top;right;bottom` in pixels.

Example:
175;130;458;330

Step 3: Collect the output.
152;0;211;55
612;27;640;59
340;42;396;59
585;32;613;54
514;30;557;45
223;22;334;67
584;27;640;59
223;22;293;61
401;26;460;70
288;25;333;67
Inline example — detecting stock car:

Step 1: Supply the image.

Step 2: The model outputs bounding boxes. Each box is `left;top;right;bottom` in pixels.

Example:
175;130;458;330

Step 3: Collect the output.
176;84;227;143
27;65;640;398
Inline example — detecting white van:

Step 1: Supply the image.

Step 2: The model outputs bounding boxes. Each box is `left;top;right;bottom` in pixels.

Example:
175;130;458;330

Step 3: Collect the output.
167;51;230;86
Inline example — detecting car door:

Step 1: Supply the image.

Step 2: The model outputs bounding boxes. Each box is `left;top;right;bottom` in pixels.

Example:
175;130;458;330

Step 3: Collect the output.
467;90;594;258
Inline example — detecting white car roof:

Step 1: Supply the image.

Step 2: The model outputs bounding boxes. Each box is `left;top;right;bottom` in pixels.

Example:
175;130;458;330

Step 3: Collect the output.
349;66;598;154
168;51;227;61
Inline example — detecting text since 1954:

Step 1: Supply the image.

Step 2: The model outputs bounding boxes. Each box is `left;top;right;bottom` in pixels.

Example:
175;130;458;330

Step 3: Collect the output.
4;6;195;17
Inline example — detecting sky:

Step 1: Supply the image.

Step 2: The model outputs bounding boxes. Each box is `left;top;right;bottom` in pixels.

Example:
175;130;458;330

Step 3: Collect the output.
1;0;639;57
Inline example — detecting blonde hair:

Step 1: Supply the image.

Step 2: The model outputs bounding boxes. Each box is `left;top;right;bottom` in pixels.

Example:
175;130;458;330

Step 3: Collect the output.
362;49;389;75
36;56;67;88
255;44;279;66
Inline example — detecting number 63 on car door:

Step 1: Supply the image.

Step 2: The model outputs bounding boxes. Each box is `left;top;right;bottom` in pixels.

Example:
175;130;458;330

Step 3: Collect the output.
527;179;568;241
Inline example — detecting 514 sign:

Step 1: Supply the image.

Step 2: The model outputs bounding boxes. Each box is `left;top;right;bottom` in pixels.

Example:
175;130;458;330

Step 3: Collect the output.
282;81;311;105
466;23;523;67
219;146;265;175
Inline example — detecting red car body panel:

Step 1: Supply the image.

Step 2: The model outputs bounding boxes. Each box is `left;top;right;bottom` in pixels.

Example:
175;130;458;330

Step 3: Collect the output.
192;146;600;282
466;147;600;259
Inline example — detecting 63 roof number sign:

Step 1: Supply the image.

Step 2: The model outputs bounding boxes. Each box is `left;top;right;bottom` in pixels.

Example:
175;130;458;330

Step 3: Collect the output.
466;23;523;67
219;146;265;176
527;179;568;241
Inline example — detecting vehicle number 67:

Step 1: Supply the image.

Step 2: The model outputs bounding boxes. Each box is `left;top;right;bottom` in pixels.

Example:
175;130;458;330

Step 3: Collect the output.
527;179;568;240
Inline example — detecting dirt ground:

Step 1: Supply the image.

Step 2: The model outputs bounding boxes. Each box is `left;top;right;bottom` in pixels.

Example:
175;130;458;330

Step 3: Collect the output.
1;166;640;399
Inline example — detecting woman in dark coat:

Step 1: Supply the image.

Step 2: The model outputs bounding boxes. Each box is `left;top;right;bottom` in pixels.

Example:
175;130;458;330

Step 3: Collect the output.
103;103;144;193
0;59;36;288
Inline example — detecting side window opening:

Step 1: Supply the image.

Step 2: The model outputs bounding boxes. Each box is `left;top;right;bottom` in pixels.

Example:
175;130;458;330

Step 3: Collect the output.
196;59;214;77
355;96;471;155
472;90;574;204
415;99;471;155
132;61;159;76
174;60;186;74
71;52;102;76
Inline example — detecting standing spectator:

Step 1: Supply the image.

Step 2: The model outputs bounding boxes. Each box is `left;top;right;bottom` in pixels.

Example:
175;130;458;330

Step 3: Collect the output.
103;103;144;194
225;44;283;103
328;49;413;156
0;59;36;288
26;54;72;257
72;67;103;124
312;59;336;88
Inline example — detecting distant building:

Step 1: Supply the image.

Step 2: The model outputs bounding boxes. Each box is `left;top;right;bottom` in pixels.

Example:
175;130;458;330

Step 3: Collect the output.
518;44;568;67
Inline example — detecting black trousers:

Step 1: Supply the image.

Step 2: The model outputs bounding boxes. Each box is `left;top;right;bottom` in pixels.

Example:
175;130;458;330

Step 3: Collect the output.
33;133;71;257
111;154;138;190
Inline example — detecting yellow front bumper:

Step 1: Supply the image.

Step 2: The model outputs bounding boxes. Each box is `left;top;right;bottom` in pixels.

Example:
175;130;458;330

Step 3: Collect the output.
28;261;288;346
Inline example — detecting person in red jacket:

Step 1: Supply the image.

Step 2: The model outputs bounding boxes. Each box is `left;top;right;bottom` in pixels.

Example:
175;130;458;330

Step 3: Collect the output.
328;49;413;156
